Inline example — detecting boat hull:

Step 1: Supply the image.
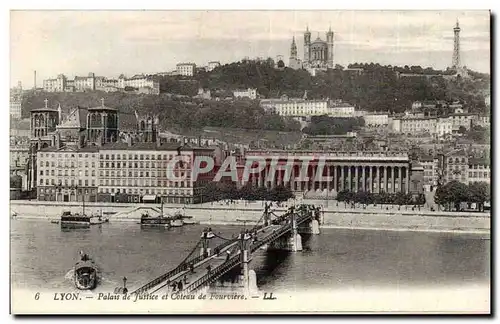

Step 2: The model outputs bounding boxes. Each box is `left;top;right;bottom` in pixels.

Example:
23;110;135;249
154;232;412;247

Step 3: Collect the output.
74;261;99;290
140;217;171;227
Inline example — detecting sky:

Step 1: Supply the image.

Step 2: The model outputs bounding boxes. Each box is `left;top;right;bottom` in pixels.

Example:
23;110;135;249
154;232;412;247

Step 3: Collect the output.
10;10;490;88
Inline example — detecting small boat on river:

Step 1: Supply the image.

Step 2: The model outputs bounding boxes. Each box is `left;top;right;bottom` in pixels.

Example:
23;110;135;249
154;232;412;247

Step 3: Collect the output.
74;252;100;290
60;194;108;227
182;216;198;225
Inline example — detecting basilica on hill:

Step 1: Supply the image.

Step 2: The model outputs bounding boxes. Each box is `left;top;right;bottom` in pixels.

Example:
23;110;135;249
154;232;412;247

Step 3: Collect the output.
289;26;334;74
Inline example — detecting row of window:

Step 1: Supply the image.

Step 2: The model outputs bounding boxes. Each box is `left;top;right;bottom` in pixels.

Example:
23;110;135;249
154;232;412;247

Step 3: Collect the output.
98;187;193;195
39;178;96;186
40;161;96;168
99;170;189;178
98;161;190;169
40;169;96;177
98;179;191;187
100;153;191;161
469;171;490;178
39;153;98;158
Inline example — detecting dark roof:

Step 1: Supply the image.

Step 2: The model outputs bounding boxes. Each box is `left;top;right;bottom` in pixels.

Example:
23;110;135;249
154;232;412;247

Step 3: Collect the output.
88;105;118;111
419;154;435;162
469;157;490;166
39;145;99;153
31;108;58;113
98;142;214;152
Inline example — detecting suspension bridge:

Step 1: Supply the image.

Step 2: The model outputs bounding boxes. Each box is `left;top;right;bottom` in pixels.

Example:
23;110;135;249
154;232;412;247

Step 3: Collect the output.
129;204;322;297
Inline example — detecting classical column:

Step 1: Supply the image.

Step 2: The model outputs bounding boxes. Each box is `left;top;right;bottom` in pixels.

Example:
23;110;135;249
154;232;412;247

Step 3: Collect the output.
361;165;366;191
326;164;330;191
347;166;352;191
340;165;344;191
398;166;402;193
354;165;359;192
383;166;388;193
405;166;410;194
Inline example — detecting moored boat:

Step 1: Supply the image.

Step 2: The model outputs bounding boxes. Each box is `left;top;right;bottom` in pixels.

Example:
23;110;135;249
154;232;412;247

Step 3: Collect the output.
74;252;100;290
170;214;184;227
140;201;170;227
182;216;198;225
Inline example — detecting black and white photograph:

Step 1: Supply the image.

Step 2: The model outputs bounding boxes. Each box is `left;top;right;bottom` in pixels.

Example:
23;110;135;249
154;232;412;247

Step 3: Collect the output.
9;9;491;314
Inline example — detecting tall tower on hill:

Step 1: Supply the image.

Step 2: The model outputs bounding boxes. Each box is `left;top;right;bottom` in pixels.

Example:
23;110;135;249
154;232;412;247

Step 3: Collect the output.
452;19;461;69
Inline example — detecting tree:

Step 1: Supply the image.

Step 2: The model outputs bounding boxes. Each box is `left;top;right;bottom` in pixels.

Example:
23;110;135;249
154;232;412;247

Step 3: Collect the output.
435;181;469;211
467;182;488;211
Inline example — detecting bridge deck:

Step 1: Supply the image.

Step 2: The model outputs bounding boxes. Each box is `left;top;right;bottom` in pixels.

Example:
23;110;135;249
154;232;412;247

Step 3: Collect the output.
132;210;314;295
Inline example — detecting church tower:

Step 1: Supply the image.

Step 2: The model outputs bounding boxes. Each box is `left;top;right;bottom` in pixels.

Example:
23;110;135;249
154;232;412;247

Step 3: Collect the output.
289;36;299;69
326;26;334;68
136;111;159;143
304;26;311;65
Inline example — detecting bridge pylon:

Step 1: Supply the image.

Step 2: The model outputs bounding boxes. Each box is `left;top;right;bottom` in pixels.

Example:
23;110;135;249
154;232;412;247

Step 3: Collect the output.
239;230;258;297
200;227;215;257
288;212;303;252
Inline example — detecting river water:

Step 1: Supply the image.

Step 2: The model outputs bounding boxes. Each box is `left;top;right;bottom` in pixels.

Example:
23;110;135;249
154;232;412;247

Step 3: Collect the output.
11;219;490;294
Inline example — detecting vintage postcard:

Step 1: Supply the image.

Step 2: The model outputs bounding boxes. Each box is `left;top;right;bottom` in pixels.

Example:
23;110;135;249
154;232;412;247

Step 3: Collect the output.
9;10;490;314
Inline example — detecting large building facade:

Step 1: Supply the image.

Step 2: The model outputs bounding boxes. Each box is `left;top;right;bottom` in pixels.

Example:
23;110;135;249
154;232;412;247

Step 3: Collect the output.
243;150;412;194
35;142;216;204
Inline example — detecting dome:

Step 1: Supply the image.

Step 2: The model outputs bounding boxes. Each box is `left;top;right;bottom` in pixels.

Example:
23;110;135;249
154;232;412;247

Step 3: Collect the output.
312;36;326;44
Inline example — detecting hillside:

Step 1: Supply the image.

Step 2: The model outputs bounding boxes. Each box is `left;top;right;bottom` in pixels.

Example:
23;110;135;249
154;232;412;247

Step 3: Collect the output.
193;60;490;113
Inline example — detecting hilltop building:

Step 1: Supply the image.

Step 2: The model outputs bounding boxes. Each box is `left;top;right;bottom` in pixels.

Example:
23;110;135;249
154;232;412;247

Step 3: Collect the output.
289;26;335;74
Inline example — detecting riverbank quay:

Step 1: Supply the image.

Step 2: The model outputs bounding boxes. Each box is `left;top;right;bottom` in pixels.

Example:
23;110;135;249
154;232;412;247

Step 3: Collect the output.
10;200;490;234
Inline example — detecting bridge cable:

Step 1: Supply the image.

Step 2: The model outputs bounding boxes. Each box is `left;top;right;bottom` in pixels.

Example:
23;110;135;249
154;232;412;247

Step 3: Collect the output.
177;238;202;266
212;232;235;241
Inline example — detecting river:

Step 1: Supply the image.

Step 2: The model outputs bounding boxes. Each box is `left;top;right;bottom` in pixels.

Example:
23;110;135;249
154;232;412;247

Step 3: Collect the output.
10;219;490;294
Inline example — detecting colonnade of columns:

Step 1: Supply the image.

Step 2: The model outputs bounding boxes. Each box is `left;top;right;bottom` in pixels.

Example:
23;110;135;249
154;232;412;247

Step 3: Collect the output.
248;163;410;194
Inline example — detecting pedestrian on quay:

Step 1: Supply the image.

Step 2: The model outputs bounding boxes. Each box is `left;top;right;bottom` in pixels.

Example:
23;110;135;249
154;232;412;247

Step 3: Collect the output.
190;264;195;273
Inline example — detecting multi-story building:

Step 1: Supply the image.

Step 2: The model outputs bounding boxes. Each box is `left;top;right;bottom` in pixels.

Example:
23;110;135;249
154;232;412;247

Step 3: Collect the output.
97;142;216;204
364;113;389;127
419;155;439;191
118;74;160;94
467;157;490;185
43;73;160;95
207;61;221;72
443;149;469;184
10;146;29;169
233;88;258;100
243;150;411;194
10;82;23;119
475;114;490;128
327;102;356;118
436;117;453;137
449;113;477;130
176;63;197;77
263;98;328;117
43;73;100;92
398;116;437;134
36;146;100;202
